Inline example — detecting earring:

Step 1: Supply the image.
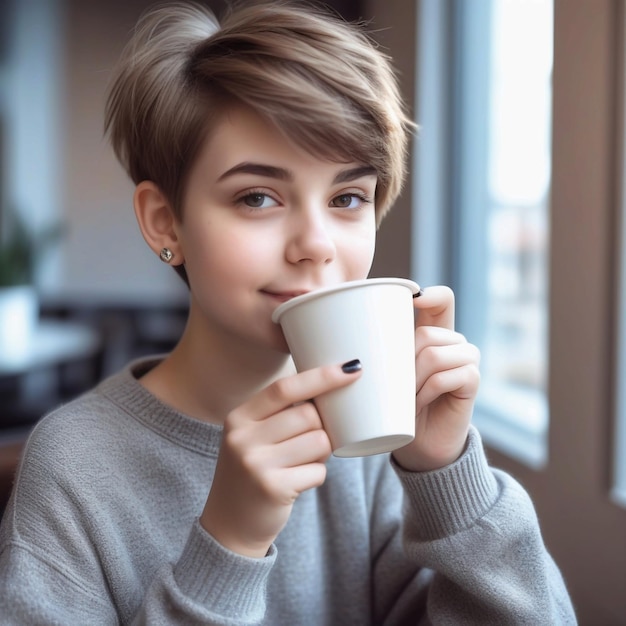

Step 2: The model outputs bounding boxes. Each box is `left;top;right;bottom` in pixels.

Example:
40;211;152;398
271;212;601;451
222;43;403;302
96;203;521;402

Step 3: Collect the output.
159;247;174;263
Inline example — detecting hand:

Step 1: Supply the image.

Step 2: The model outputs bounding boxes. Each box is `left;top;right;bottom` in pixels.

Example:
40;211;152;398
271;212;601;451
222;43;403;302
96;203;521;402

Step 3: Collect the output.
200;363;362;558
392;286;480;473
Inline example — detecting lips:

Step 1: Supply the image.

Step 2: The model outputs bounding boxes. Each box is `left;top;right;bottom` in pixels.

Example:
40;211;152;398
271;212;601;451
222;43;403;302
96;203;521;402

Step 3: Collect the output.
261;289;311;303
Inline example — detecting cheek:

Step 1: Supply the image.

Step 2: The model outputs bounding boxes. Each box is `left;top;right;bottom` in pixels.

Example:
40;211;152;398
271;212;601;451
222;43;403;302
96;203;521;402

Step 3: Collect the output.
342;228;376;279
182;225;271;288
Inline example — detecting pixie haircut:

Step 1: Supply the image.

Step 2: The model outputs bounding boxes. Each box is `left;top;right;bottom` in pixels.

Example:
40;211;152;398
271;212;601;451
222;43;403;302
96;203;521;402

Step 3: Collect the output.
105;0;414;226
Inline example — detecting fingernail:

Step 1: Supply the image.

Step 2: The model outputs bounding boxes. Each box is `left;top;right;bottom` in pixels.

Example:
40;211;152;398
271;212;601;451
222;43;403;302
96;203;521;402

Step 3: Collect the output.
413;289;424;298
341;359;362;374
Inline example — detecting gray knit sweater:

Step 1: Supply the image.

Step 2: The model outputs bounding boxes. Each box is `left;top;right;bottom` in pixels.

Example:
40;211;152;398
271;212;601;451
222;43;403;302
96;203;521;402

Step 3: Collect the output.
0;357;575;624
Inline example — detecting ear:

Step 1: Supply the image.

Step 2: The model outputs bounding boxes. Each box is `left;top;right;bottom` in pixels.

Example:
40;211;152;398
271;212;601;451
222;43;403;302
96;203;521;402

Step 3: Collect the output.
133;181;185;265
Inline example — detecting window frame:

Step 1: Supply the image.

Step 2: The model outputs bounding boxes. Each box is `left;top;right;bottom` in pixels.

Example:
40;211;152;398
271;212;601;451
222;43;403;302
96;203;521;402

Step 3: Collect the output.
612;4;626;507
412;0;549;468
614;193;626;506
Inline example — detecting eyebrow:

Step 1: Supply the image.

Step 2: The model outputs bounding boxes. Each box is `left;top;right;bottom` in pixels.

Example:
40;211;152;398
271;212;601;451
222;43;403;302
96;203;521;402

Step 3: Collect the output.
334;165;378;184
217;162;377;184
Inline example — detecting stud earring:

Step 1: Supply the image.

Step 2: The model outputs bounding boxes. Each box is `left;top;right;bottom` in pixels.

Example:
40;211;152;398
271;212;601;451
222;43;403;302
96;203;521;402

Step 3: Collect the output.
159;247;174;263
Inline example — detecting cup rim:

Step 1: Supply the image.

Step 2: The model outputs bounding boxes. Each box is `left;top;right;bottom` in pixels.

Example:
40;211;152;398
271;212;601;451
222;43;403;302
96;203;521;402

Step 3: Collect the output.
271;277;420;324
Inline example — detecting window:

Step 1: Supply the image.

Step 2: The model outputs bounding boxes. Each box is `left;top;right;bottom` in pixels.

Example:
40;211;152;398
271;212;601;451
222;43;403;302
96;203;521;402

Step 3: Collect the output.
413;0;553;467
406;0;626;616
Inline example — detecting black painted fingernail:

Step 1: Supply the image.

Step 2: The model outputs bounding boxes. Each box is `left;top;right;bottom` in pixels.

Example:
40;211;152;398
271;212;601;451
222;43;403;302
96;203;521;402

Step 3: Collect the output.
413;289;424;298
341;359;362;374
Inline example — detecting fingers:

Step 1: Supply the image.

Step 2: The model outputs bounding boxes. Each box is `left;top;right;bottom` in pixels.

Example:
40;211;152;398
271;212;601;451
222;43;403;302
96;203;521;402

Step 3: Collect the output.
278;462;328;496
414;326;481;412
203;362;361;557
232;361;362;424
263;401;323;445
394;284;481;472
416;362;481;414
413;285;455;330
223;360;361;472
413;290;479;408
415;325;466;352
264;428;332;468
251;460;329;508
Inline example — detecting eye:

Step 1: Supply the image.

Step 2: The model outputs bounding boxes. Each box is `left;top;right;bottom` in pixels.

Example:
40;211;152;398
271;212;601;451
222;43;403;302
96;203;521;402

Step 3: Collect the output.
237;191;279;210
330;193;371;210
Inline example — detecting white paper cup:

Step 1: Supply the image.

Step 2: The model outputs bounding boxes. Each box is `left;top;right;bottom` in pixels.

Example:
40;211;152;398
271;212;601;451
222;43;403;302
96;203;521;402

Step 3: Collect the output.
271;278;419;457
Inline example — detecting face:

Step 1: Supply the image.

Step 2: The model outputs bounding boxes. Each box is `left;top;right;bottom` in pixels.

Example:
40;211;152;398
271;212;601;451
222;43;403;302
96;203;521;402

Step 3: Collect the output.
175;105;377;353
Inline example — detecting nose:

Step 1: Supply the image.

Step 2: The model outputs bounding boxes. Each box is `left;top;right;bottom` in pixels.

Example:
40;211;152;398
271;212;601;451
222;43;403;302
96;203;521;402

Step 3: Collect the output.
285;208;336;266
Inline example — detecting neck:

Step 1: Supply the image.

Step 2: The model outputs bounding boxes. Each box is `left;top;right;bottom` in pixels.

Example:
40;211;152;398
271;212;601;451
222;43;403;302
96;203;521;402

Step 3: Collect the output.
140;307;294;424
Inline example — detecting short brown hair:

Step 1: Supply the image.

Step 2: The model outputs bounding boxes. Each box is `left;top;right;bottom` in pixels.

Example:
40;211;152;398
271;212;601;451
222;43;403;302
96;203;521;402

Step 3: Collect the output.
105;0;414;225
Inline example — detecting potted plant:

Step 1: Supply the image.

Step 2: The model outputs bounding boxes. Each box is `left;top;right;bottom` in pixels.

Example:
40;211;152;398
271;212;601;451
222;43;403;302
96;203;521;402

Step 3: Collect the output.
0;206;63;360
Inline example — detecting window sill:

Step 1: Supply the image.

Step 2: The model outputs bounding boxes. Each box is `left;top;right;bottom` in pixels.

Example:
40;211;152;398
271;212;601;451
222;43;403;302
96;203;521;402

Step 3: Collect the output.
611;485;626;509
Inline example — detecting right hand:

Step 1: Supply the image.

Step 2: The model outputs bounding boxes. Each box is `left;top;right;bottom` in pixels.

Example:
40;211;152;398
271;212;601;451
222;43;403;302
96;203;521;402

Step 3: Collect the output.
200;362;362;558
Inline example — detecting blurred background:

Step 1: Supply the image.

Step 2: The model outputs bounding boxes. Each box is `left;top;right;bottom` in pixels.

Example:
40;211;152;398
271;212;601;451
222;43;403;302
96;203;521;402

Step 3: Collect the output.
0;0;624;623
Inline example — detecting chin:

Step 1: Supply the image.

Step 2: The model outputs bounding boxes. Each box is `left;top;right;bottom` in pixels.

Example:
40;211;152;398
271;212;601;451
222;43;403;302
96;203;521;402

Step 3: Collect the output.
248;323;292;356
270;330;292;355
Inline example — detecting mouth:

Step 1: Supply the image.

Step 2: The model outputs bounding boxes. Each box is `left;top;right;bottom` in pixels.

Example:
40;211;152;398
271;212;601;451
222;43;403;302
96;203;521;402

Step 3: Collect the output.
260;289;311;303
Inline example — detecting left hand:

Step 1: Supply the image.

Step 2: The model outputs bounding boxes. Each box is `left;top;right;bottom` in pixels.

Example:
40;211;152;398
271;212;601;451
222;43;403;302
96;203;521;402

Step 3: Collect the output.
392;286;481;472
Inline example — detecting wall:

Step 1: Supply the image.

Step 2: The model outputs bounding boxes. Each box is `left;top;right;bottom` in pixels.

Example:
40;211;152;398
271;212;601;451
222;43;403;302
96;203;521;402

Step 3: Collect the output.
365;0;416;280
58;0;188;303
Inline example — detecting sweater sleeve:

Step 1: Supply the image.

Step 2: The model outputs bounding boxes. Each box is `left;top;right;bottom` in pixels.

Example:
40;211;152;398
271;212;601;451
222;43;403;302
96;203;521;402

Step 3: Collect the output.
370;426;577;625
133;520;276;625
0;520;275;626
0;421;277;626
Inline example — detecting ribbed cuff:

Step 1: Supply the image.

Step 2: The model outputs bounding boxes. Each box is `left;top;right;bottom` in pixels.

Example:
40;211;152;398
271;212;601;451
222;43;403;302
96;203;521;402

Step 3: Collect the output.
392;426;499;541
173;519;276;619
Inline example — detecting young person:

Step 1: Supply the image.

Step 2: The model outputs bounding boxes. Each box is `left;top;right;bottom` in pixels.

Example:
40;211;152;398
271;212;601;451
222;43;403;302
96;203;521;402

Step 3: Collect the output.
0;1;576;623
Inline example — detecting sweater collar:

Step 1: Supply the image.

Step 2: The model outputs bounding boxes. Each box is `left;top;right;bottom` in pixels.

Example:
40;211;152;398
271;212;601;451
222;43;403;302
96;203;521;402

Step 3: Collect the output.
97;356;222;457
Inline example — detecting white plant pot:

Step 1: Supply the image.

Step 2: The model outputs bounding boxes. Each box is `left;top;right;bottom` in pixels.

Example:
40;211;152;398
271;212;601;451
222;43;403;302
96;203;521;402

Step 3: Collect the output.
0;285;39;363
